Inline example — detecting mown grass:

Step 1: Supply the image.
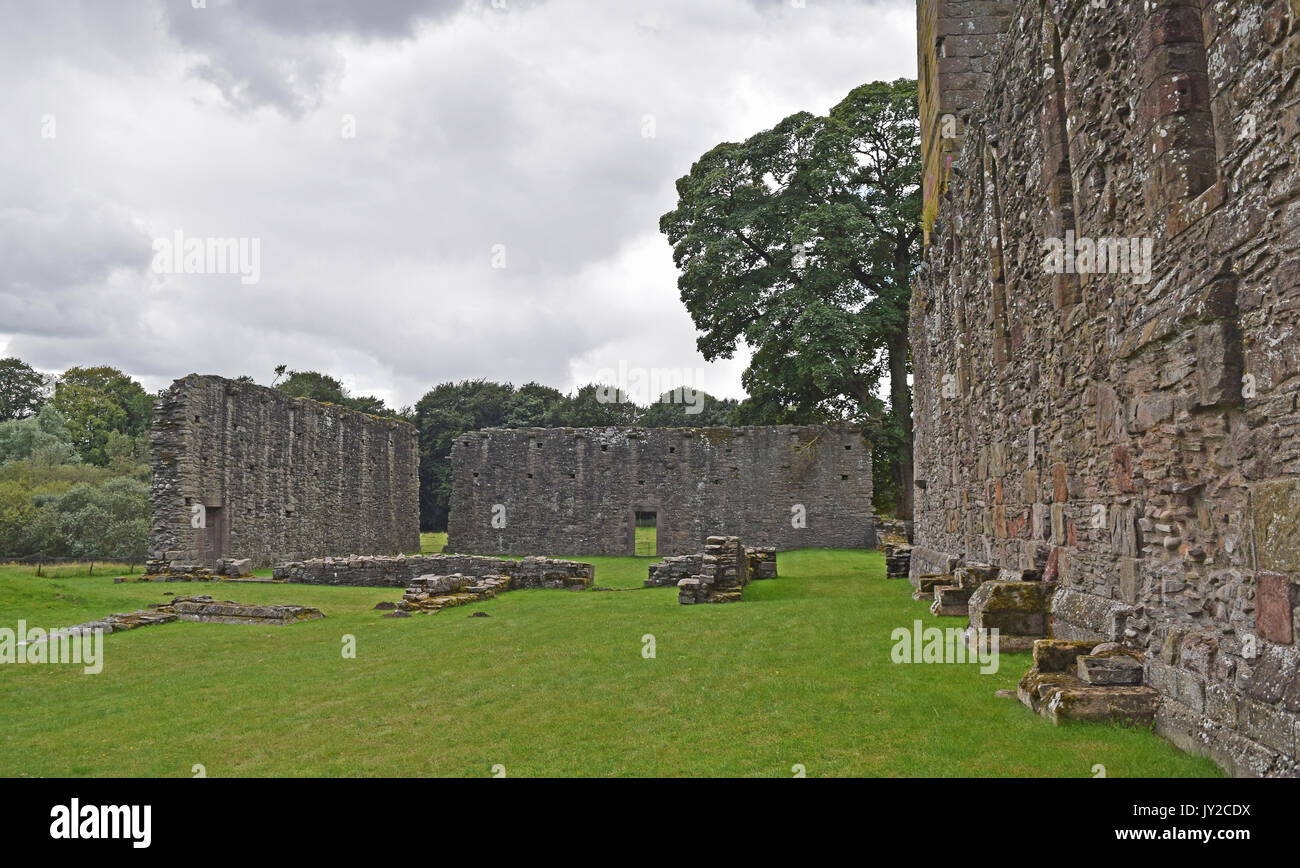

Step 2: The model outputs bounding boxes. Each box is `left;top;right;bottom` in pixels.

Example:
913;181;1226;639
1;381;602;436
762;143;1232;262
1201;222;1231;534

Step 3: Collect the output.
635;525;657;557
0;548;1220;777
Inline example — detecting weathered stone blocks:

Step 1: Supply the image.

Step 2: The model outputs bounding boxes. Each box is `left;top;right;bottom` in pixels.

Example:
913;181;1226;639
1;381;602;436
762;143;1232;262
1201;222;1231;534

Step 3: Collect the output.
167;596;324;626
148;375;420;570
275;554;594;590
448;425;873;556
678;536;748;605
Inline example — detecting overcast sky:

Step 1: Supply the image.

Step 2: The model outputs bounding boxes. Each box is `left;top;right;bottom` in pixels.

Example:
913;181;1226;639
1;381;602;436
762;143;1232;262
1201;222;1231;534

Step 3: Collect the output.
1;0;915;409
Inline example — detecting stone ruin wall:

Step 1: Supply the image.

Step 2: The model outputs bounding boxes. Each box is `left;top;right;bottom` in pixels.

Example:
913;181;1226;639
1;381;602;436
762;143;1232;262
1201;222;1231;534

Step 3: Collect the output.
274;553;594;589
911;0;1300;775
447;425;874;557
149;375;420;570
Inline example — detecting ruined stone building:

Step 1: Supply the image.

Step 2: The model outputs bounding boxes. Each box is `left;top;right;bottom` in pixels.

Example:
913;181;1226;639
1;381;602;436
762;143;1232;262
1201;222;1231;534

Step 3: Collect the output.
149;375;420;569
448;425;873;556
912;0;1299;774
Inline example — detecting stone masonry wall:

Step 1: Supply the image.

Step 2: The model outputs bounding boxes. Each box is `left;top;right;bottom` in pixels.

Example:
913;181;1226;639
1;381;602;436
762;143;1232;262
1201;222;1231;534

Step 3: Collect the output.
911;0;1300;775
447;425;874;556
149;375;420;569
274;554;594;589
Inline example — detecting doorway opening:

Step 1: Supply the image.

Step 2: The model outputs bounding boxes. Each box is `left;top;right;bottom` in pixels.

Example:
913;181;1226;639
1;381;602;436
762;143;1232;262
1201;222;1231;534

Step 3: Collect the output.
635;511;658;557
204;505;226;569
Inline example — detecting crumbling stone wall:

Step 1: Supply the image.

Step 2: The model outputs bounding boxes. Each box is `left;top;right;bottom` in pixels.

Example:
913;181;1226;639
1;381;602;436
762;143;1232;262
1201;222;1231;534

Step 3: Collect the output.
912;0;1299;775
149;375;420;570
448;425;873;556
274;554;594;589
646;545;777;588
678;536;748;604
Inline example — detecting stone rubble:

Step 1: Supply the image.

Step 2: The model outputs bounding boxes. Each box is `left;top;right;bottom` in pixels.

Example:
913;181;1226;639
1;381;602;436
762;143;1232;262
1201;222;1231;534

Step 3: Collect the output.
678;536;749;605
274;553;593;590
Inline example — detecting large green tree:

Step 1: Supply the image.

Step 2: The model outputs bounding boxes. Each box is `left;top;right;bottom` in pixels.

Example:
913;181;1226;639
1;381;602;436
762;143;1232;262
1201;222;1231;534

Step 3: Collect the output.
275;369;391;416
0;357;47;421
660;78;921;517
50;366;153;466
413;380;523;532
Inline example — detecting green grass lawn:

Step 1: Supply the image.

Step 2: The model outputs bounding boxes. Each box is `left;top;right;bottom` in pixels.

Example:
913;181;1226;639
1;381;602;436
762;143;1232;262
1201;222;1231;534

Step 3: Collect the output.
420;531;448;554
635;525;656;557
0;549;1220;777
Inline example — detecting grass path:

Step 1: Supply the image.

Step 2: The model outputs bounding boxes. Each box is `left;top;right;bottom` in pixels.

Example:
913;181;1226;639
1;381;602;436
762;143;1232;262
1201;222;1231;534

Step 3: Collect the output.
0;549;1219;777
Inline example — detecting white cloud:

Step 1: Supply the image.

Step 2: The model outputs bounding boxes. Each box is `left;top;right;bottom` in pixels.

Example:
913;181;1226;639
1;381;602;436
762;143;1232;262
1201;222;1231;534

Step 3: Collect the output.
0;0;916;409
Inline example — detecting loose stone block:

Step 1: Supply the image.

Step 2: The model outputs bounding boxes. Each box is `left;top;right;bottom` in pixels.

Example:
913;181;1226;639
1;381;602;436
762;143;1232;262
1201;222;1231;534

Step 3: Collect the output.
1043;685;1161;727
1032;639;1098;674
968;581;1054;636
885;543;914;578
931;585;974;617
1078;654;1144;686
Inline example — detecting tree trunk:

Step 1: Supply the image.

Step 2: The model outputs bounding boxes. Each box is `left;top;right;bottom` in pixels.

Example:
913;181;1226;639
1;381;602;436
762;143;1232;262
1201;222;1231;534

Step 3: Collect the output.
891;235;915;521
888;331;914;520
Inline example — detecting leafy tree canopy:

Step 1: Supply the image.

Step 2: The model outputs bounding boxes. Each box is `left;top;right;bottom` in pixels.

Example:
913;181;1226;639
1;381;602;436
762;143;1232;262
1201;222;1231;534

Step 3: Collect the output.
659;78;921;516
0;357;48;421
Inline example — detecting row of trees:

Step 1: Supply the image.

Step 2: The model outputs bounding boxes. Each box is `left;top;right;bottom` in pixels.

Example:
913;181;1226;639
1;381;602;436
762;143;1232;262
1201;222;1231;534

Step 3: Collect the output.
0;359;153;564
0;77;922;550
412;380;738;530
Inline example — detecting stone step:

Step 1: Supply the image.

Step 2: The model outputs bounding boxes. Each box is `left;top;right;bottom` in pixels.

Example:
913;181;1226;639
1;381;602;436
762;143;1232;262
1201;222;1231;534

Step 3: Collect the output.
1041;684;1160;727
930;585;973;617
968;581;1054;636
1077;654;1143;685
1032;639;1098;673
913;573;955;600
1017;669;1080;712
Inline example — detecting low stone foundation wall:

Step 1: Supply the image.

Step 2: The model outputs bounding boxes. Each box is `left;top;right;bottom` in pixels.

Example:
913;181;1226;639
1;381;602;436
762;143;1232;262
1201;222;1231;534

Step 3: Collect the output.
169;595;325;626
646;555;702;588
274;554;594;589
24;594;324;648
395;574;512;613
140;557;255;582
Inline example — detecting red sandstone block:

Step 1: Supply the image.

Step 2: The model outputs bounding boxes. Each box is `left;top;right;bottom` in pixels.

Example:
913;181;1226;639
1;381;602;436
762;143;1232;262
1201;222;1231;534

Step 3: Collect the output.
1137;4;1206;63
1257;572;1296;645
1052;463;1068;503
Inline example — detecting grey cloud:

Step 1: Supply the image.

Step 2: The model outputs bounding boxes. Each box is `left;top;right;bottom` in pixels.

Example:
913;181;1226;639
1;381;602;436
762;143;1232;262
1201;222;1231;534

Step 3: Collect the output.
3;0;916;409
160;0;534;114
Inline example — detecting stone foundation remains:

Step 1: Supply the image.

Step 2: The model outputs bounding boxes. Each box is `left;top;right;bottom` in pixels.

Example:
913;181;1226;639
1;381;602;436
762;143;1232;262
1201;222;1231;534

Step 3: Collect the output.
26;595;324;647
646;544;777;588
167;595;325;626
274;553;594;590
394;574;513;613
678;536;748;605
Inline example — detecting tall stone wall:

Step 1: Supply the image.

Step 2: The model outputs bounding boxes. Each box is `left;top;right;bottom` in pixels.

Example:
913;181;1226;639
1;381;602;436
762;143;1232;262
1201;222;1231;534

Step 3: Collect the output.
917;0;1018;240
911;0;1299;775
448;425;873;556
149;375;420;569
